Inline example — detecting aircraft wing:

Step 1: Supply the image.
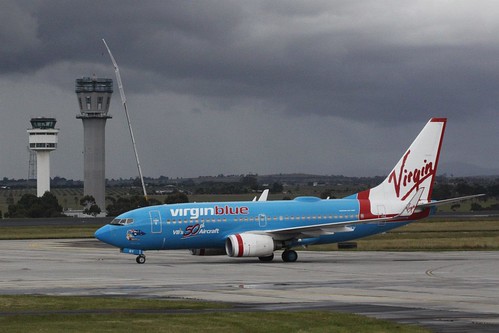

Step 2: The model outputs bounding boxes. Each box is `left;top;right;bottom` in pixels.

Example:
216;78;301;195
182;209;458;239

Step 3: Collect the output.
264;215;399;239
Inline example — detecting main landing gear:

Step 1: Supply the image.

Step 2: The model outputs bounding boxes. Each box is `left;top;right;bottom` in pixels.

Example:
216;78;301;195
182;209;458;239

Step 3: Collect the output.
282;250;298;262
136;254;146;264
258;250;298;262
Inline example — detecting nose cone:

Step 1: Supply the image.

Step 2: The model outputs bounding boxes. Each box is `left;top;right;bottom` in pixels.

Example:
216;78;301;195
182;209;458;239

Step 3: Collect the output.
95;225;113;245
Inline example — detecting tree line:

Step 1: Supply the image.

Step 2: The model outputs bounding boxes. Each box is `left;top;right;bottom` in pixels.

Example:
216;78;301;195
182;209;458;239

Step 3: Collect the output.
3;176;498;218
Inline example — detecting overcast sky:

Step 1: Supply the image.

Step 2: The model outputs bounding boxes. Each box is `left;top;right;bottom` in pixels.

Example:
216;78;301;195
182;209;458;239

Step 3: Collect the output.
0;1;498;181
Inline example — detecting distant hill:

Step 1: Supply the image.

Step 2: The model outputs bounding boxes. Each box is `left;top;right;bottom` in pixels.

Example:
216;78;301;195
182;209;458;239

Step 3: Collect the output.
439;162;499;177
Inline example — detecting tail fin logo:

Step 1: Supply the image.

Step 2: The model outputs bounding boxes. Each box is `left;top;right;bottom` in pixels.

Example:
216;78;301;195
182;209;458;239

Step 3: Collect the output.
388;150;435;200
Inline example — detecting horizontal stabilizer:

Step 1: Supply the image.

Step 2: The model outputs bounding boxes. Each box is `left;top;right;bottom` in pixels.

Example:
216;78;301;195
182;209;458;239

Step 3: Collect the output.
417;194;485;209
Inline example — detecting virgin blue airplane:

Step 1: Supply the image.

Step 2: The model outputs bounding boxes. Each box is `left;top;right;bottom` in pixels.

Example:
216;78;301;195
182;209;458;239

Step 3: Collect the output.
95;118;482;264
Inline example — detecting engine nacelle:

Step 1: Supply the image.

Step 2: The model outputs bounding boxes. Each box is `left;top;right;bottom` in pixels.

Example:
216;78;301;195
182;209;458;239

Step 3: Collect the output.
225;233;276;257
189;248;226;256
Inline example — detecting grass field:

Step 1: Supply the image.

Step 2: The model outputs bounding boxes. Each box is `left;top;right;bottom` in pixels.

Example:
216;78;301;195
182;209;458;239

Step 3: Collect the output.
0;296;429;333
0;225;98;240
310;217;499;251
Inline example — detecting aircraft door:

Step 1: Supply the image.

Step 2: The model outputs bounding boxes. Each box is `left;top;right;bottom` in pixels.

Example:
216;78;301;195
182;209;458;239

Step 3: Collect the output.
149;210;162;233
258;214;267;228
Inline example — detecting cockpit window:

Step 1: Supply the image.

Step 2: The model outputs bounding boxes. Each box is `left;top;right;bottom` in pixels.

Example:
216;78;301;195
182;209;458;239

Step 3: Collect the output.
110;218;134;226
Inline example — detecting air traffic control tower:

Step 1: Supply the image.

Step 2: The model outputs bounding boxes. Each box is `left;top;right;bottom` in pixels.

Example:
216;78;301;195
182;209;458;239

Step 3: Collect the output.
75;77;113;211
27;117;59;196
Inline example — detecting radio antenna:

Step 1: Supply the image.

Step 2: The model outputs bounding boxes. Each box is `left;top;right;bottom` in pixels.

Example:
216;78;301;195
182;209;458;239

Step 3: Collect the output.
102;39;148;201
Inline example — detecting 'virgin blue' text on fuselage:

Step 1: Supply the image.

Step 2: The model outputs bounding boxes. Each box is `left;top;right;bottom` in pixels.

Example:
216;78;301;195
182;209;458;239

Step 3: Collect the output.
169;205;250;219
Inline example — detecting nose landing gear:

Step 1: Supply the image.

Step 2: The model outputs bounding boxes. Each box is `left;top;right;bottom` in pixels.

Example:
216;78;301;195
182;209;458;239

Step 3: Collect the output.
121;248;146;264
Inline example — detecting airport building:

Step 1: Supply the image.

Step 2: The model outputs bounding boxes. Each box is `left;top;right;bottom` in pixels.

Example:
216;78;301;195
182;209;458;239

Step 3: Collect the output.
27;117;59;196
75;77;113;211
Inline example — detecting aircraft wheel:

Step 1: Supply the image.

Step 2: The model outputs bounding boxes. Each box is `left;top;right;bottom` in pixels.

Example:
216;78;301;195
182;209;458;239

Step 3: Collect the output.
282;250;298;262
136;254;146;264
258;253;274;262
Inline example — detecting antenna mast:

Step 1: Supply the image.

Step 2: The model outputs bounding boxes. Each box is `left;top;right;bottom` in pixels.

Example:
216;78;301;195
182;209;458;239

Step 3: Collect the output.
102;39;148;200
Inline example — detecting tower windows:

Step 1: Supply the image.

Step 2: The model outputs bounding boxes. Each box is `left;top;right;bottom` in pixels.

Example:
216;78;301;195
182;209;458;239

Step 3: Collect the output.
86;96;91;110
97;97;103;110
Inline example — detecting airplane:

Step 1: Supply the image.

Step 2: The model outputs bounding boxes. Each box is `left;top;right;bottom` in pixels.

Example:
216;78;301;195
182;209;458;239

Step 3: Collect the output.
95;118;484;264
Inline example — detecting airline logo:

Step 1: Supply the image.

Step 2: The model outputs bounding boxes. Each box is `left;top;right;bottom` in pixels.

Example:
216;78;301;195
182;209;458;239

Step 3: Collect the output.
388;150;435;200
170;205;249;219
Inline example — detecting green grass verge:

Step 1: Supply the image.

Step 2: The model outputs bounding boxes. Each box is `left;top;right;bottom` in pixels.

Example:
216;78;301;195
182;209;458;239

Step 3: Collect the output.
0;295;226;312
0;296;429;333
310;218;499;251
0;226;97;240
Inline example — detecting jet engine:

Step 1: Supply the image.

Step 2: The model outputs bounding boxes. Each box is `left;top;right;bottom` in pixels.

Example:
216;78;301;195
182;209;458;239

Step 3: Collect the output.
225;233;277;257
189;248;226;256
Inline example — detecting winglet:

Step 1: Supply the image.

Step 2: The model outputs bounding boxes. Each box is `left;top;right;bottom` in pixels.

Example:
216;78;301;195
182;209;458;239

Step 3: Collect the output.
258;189;269;202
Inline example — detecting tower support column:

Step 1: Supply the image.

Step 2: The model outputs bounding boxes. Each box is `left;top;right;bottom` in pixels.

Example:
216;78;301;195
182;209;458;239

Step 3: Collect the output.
36;151;50;196
81;118;108;211
75;77;113;213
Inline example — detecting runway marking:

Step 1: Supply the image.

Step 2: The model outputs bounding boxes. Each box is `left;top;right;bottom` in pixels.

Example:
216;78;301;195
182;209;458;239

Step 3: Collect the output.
425;264;459;279
425;268;436;277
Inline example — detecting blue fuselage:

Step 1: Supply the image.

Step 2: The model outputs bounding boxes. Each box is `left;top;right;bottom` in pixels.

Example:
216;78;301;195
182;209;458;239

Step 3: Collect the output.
95;197;418;252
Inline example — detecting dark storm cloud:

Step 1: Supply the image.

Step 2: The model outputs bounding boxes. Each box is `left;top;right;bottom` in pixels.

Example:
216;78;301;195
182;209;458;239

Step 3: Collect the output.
3;1;499;123
0;1;498;179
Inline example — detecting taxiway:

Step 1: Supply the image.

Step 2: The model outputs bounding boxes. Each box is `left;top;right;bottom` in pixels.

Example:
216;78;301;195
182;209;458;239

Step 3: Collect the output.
1;239;498;332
